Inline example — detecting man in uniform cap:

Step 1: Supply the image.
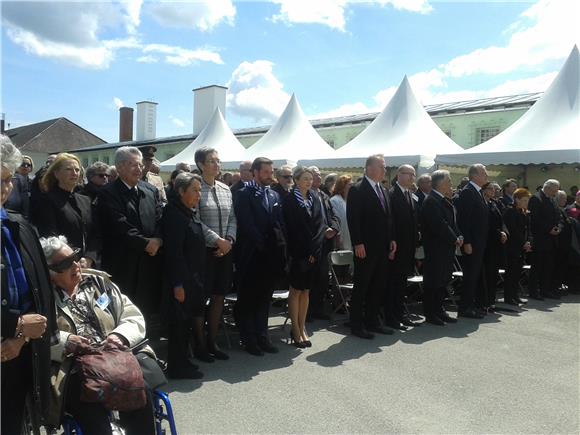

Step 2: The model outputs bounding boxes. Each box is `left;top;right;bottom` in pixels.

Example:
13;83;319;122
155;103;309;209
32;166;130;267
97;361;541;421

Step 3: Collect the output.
139;145;167;204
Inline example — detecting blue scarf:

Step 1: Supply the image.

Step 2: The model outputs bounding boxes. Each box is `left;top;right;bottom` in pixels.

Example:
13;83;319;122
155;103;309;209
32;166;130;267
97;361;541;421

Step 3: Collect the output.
0;208;31;312
293;188;313;214
245;180;267;197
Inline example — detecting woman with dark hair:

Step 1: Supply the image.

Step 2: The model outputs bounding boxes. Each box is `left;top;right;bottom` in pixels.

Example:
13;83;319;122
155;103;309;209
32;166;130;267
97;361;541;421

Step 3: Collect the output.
31;153;99;267
164;169;184;201
1;136;57;433
193;147;236;362
161;172;206;379
502;188;533;305
282;166;325;347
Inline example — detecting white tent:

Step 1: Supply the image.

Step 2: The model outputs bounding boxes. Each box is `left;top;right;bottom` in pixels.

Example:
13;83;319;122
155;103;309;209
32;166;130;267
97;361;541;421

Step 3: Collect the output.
436;45;580;166
243;94;334;166
299;76;464;169
160;108;246;171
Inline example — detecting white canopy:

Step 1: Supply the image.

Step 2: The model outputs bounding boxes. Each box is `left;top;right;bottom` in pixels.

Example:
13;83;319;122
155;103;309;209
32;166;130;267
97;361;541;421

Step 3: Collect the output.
160;108;246;171
244;94;334;166
299;76;464;169
436;45;580;166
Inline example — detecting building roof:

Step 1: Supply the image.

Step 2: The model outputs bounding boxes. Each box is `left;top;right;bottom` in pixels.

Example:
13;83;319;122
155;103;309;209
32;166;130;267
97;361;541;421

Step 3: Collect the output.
5;117;106;153
69;92;541;153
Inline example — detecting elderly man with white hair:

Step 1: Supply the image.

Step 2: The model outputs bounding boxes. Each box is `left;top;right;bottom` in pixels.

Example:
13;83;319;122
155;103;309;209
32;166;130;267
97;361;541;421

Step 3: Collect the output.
527;179;561;300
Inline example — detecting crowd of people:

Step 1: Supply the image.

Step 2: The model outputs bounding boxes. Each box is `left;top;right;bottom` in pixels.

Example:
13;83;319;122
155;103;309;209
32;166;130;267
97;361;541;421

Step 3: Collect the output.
2;134;580;434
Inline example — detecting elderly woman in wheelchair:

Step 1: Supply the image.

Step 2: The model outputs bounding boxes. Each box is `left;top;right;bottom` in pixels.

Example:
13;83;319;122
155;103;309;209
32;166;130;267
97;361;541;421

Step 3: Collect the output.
40;236;168;435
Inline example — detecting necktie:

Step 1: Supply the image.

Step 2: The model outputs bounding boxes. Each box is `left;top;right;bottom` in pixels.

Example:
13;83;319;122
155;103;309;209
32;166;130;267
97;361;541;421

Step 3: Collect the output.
405;190;413;208
375;183;386;210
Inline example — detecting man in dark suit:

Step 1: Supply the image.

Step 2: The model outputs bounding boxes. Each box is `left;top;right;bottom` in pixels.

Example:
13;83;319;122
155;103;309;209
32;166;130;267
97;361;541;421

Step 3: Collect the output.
528;179;561;299
455;163;489;319
416;173;432;209
230;160;253;198
346;154;396;339
270;164;294;201
386;165;420;330
500;179;518;208
96;146;163;325
421;170;463;325
234;157;286;356
308;166;340;320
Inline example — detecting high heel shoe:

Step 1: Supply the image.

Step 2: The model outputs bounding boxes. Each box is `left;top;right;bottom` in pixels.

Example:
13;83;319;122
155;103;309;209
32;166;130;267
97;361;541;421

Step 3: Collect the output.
288;332;307;348
302;340;312;348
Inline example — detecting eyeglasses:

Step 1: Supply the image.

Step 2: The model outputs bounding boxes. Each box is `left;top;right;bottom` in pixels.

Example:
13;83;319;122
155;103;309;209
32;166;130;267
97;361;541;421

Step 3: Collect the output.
49;248;82;273
94;173;109;179
20;163;32;168
280;175;292;180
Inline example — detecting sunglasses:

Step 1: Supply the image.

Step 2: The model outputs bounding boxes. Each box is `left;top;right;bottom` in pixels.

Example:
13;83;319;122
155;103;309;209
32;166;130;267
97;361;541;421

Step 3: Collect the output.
20;163;32;168
49;248;82;273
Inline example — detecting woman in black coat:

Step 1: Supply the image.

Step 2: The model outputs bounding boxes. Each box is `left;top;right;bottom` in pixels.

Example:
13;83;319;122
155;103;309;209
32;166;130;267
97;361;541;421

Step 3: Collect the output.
282;166;325;348
481;182;508;311
161;173;206;379
31;153;100;267
502;188;533;305
1;137;57;433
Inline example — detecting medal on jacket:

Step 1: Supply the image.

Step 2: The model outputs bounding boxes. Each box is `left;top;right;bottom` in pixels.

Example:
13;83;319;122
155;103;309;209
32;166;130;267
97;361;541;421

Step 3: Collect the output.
95;293;111;310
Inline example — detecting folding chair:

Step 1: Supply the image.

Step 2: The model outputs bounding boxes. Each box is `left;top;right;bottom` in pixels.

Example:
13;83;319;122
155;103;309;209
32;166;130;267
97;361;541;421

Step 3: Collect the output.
328;250;354;315
272;289;290;329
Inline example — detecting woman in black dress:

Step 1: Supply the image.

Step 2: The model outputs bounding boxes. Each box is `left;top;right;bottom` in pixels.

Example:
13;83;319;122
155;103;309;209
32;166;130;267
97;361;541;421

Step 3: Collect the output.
502;188;533;305
31;153;99;267
161;172;206;379
282;166;325;348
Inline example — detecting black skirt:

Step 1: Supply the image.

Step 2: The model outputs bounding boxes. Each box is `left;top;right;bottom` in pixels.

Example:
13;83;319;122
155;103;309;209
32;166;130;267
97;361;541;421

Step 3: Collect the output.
289;257;317;291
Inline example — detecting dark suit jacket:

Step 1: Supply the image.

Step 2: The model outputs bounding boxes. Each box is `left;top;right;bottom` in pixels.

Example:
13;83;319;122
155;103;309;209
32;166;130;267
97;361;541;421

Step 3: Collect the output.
486;199;507;254
1;211;57;424
4;174;30;217
528;190;560;251
271;183;291;202
347;177;393;255
31;187;99;263
455;182;489;252
96;179;162;303
389;184;419;274
234;185;286;282
421;192;461;289
282;189;325;261
503;207;530;256
416;190;427;209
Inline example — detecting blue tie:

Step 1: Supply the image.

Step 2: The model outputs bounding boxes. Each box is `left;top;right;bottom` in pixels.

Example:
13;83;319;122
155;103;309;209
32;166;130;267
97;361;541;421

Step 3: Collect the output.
375;184;386;210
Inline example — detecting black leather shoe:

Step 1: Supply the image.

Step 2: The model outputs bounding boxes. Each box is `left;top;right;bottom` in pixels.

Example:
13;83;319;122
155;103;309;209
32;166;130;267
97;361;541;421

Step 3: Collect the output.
515;297;528;304
244;343;264;356
439;313;458;323
426;316;445;326
367;325;395;335
458;309;484;319
541;291;560;300
529;293;544;301
351;328;374;339
401;318;419;327
209;348;230;360
385;322;408;331
194;348;215;363
168;364;203;380
504;298;521;306
257;340;279;354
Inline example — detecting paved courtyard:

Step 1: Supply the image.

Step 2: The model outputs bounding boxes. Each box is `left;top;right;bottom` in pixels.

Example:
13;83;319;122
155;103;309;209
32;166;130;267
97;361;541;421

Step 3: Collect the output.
161;295;579;434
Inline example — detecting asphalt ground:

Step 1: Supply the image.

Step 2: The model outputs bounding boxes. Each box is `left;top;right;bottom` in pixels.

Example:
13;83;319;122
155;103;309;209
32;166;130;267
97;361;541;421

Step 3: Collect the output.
159;294;579;434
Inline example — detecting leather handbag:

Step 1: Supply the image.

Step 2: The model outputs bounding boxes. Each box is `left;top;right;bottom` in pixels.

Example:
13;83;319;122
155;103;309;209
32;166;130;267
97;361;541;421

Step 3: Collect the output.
75;342;146;412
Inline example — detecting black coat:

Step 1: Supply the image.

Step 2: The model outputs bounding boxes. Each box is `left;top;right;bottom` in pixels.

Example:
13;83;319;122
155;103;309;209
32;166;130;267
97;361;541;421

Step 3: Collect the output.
455;182;489;252
1;211;58;425
528;190;560;251
421;192;461;289
282;190;325;261
389;184;419;274
31;187;100;263
96;179;163;312
503;207;531;256
4;174;30;217
486;199;507;253
347;177;394;255
161;200;206;316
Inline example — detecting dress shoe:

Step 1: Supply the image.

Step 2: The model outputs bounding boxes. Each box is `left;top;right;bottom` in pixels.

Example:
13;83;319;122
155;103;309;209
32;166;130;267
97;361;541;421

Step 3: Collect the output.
475;307;487;317
367;325;395;335
209;347;230;360
168;364;203;380
515;297;528;304
385;322;408;331
503;298;521;306
244;343;264;356
541;291;560;300
528;293;544;301
426;316;445;326
257;339;279;354
458;309;484;319
439;313;458;323
288;332;307;348
351;328;374;339
401;318;419;327
302;340;312;348
194;348;215;363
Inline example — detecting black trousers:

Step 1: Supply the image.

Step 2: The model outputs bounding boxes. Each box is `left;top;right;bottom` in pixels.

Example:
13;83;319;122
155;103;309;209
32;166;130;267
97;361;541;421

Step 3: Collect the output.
350;251;387;329
167;302;194;372
65;372;155;435
309;241;332;316
504;253;524;301
385;269;407;324
1;346;32;435
459;250;486;312
423;286;447;319
482;248;501;307
529;249;555;295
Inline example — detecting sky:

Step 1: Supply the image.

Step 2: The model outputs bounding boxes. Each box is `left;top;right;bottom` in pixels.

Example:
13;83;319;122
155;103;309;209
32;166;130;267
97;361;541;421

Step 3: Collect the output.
1;0;578;143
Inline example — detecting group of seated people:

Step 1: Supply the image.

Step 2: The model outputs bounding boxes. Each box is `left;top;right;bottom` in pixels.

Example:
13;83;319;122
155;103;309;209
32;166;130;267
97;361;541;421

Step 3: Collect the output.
2;134;579;434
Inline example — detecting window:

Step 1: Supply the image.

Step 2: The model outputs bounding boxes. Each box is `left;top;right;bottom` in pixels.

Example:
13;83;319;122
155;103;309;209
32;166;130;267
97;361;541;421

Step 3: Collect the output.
477;127;500;144
82;157;89;168
102;155;110;164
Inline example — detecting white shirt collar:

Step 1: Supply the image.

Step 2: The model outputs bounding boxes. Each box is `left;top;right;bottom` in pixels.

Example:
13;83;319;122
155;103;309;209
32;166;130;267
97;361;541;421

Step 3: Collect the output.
432;189;445;198
365;175;381;190
121;179;138;192
396;182;408;194
469;180;482;192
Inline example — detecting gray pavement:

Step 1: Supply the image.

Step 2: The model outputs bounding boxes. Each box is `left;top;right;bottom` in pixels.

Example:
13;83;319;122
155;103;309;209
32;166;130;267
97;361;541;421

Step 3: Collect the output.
163;295;580;434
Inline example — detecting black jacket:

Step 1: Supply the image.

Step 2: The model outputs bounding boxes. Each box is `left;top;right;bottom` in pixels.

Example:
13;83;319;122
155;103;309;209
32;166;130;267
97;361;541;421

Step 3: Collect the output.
528;190;560;251
31;187;100;263
282;189;325;261
1;211;58;425
421;192;461;289
347;177;394;255
503;206;530;256
455;182;489;252
486;199;507;253
389;184;419;274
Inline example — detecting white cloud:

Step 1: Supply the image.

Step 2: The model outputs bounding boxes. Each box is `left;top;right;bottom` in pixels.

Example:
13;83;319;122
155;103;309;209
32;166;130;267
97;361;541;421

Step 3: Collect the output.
271;0;432;31
226;60;291;123
120;0;144;34
169;116;186;128
136;55;159;63
113;97;125;109
142;43;223;66
148;0;236;31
